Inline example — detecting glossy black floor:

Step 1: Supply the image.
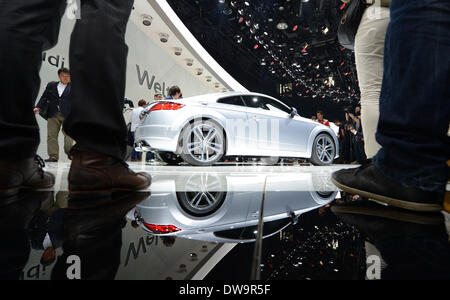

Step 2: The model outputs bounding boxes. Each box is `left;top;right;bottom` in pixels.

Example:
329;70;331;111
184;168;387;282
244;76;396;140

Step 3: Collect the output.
1;183;449;280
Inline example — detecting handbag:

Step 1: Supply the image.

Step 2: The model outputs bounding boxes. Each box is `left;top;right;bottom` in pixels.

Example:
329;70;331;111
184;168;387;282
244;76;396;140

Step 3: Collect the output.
337;0;369;51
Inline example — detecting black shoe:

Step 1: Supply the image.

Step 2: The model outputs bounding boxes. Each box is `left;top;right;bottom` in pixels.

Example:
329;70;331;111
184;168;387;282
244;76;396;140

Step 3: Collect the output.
0;156;55;197
331;162;444;212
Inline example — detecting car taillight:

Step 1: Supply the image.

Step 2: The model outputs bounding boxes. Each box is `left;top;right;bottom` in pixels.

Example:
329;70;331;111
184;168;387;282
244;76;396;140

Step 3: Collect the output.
150;102;185;112
143;223;182;234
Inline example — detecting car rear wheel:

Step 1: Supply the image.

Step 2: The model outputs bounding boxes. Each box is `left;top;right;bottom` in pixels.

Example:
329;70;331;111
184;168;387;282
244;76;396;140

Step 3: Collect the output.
176;173;227;217
179;120;225;166
309;133;335;166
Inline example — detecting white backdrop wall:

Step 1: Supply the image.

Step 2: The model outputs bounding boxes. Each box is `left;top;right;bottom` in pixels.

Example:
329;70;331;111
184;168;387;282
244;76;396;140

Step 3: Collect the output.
36;17;214;161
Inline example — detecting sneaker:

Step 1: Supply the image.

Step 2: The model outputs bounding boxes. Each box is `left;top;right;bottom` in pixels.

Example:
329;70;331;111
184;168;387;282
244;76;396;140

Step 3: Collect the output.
331;162;444;212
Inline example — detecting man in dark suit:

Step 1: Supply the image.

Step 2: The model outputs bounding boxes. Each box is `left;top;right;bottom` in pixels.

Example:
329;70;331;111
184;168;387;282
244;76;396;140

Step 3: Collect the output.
34;68;74;162
0;0;151;196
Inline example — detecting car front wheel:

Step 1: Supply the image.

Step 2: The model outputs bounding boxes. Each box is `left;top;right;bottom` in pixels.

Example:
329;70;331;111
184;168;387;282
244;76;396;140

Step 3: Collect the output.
309;133;336;166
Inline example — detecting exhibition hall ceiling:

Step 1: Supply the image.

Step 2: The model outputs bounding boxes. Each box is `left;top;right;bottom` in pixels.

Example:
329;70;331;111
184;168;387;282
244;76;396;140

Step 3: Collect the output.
167;0;360;104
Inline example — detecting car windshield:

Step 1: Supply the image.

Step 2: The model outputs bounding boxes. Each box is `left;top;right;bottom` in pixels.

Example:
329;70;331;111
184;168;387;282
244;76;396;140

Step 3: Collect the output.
243;96;291;114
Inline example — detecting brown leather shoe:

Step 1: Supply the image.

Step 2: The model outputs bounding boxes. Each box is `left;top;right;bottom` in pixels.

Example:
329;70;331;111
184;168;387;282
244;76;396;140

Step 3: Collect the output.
68;148;151;194
0;156;55;197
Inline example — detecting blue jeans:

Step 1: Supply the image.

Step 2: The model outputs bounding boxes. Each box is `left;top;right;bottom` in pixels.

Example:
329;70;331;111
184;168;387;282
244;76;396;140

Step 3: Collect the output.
373;0;450;192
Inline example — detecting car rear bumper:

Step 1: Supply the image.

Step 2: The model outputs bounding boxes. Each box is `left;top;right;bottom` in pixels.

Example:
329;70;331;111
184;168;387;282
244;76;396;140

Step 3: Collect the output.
134;124;180;153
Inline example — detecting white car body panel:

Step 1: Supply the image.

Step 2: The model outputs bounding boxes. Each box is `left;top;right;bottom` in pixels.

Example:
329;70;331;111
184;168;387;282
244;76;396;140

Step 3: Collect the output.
135;91;339;161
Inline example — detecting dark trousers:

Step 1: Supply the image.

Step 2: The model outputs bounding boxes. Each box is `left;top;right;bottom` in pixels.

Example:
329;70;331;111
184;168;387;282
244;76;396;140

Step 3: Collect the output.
130;132;141;161
0;0;133;161
373;0;450;192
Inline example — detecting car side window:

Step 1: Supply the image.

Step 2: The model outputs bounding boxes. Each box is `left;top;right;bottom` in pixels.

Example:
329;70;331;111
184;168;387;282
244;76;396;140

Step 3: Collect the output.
217;96;246;107
261;97;291;114
242;96;267;110
243;96;291;114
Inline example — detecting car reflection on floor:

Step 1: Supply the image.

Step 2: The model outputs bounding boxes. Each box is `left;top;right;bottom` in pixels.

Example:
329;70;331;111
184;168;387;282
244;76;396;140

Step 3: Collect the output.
131;173;338;243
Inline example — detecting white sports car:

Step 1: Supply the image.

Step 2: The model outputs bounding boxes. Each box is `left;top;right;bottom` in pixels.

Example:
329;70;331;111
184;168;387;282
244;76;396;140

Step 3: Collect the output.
134;91;338;166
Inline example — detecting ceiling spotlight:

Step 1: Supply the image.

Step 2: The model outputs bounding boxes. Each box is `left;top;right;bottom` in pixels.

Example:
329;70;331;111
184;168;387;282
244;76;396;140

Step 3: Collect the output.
322;26;329;34
277;22;288;30
223;6;233;15
231;1;237;7
196;68;203;75
142;14;153;26
159;33;169;43
235;34;243;43
244;1;250;6
301;43;309;53
186;58;194;66
214;82;220;88
206;76;212;82
218;0;225;3
174;47;182;56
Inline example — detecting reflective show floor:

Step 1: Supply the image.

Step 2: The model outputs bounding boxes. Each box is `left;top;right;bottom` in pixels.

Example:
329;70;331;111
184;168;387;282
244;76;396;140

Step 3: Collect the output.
1;163;449;280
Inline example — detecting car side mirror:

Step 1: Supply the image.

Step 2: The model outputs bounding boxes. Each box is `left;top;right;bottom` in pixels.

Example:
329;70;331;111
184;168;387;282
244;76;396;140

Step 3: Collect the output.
290;107;298;118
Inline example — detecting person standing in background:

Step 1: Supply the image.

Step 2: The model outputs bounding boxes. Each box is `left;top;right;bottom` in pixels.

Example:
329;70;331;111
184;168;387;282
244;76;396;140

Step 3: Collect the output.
130;99;147;162
316;111;330;127
165;86;182;100
351;0;391;158
34;68;74;162
144;93;163;163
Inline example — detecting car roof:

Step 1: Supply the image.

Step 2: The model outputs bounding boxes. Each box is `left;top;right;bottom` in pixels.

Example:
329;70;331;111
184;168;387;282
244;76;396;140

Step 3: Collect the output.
182;91;280;103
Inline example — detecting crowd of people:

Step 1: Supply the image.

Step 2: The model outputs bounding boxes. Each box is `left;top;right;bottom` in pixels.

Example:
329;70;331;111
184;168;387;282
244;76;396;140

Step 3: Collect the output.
127;86;182;163
311;108;367;165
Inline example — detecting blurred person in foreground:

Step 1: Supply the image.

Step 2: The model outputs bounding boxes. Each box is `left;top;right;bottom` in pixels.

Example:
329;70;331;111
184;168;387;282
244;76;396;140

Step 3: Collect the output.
0;0;151;196
332;0;449;212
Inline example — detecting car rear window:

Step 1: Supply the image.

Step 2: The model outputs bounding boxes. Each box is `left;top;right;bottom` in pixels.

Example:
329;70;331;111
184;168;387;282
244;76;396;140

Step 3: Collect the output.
217;96;246;107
